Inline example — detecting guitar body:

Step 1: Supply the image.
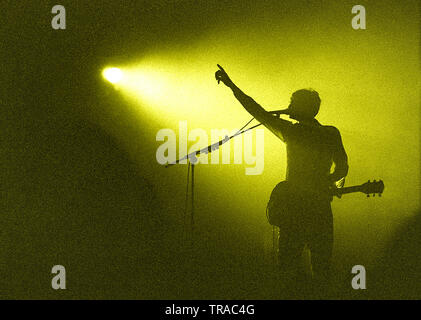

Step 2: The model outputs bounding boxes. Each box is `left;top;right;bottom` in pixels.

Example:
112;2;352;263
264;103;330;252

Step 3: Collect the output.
266;179;384;227
266;181;296;227
266;181;326;227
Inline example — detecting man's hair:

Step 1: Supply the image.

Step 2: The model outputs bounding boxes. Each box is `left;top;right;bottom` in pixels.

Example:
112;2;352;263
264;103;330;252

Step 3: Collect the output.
290;89;321;119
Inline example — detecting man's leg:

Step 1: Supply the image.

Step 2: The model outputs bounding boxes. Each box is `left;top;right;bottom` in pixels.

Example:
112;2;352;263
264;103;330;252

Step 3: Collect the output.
278;225;306;299
308;205;334;298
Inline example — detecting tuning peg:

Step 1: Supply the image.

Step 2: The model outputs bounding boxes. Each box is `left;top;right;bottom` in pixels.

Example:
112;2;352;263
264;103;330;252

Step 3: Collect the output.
373;193;375;197
378;193;381;197
373;179;376;183
367;194;370;197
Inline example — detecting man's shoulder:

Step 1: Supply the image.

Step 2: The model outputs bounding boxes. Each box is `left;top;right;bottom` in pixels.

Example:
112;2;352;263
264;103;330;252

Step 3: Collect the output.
321;125;341;135
295;121;340;133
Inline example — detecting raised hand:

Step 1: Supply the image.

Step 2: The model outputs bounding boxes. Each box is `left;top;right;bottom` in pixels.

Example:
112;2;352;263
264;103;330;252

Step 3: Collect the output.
215;64;233;87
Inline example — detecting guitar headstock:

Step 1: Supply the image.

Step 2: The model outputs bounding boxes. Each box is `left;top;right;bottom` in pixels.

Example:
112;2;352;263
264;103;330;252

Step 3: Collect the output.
360;179;385;197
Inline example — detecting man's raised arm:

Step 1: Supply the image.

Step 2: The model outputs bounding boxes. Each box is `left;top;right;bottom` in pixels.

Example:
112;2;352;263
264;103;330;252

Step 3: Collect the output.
215;64;292;142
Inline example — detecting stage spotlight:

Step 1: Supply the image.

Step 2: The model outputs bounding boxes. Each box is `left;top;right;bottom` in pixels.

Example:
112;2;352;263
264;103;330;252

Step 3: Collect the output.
103;67;123;84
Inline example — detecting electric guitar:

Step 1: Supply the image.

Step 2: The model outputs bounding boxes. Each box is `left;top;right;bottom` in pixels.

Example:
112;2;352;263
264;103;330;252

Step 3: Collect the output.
266;179;385;226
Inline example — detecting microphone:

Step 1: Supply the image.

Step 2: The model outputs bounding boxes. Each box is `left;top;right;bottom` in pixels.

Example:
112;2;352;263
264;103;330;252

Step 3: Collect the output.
268;108;290;116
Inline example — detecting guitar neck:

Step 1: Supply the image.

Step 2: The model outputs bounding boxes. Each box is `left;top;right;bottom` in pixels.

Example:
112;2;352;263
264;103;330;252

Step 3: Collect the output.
336;185;362;195
334;180;384;196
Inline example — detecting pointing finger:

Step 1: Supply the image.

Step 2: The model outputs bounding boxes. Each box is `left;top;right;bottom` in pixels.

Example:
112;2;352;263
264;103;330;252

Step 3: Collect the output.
215;71;221;84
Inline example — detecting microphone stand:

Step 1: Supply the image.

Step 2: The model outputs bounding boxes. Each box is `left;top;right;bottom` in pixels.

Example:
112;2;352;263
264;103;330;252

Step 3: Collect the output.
165;122;264;247
164;111;284;248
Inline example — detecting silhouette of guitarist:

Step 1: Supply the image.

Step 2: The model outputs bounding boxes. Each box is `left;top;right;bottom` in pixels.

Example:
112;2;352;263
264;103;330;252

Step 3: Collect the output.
215;64;348;296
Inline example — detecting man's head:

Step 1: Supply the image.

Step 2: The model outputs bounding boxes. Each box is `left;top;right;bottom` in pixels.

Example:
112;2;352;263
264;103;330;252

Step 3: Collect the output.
288;89;321;121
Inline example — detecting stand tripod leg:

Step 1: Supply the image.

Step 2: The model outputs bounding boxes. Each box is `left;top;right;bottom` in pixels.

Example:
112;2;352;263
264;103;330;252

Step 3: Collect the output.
183;161;191;242
191;163;195;235
183;161;195;248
